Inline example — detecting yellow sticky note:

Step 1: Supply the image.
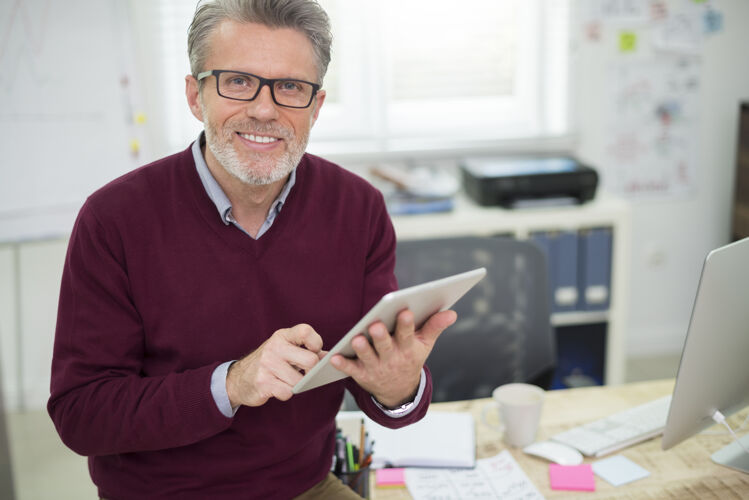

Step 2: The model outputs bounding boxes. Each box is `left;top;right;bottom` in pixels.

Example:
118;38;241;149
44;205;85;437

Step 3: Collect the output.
134;112;147;125
619;31;637;53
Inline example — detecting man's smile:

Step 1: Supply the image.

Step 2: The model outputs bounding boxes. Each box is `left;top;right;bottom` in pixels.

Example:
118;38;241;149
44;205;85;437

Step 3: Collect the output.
238;132;281;144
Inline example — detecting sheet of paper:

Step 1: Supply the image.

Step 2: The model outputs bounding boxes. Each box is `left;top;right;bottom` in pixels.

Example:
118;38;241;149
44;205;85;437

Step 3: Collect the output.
592;455;650;486
603;57;701;200
404;450;544;500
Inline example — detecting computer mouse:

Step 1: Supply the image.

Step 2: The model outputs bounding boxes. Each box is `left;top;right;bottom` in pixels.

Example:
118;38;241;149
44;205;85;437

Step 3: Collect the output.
522;440;584;465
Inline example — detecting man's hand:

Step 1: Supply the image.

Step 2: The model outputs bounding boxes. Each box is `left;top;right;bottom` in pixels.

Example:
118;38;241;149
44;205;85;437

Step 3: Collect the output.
329;309;457;408
226;324;324;408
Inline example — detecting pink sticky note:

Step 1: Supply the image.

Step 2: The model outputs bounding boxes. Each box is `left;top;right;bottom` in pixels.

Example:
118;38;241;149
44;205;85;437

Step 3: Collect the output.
549;464;596;491
375;468;406;487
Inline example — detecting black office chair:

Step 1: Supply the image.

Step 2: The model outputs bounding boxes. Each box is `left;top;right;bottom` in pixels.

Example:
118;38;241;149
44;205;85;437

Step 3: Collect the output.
395;236;556;402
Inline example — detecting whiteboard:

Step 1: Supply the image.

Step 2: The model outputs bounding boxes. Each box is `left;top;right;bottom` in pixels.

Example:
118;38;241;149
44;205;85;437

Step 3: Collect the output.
0;0;147;243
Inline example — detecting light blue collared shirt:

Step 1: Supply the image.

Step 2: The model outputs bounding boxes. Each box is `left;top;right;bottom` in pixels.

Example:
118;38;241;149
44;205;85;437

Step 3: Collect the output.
191;134;424;418
192;134;295;239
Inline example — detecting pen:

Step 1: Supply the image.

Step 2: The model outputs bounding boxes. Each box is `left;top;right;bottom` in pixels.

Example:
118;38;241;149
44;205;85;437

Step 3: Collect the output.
346;440;355;472
336;434;347;474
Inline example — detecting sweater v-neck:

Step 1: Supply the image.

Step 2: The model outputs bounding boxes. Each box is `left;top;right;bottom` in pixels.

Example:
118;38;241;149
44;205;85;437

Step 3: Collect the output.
181;148;302;259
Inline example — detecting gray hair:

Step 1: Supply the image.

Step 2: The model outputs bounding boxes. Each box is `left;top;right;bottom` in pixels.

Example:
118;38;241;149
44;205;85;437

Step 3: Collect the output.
188;0;332;84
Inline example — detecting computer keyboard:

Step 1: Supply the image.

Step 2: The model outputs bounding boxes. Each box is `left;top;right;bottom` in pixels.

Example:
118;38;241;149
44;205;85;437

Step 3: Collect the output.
551;394;672;457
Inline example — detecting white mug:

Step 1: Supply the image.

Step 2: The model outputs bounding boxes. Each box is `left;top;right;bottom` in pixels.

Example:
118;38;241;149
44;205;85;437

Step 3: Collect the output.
481;383;545;448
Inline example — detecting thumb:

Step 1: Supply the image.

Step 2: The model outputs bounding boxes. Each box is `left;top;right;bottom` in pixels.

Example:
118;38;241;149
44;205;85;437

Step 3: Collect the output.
417;310;457;345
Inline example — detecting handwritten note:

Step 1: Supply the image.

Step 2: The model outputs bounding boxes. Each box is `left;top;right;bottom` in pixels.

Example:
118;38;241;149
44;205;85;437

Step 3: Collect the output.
404;450;544;500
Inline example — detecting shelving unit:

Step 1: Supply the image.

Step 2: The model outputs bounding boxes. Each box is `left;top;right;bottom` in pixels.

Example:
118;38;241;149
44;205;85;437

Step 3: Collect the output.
390;193;631;385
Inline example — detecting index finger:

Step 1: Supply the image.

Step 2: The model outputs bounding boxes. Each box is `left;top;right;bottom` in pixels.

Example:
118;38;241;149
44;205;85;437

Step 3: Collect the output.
393;309;416;348
282;324;324;353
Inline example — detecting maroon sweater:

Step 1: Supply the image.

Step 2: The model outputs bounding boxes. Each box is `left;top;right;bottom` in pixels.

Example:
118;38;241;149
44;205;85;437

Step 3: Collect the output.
47;147;432;499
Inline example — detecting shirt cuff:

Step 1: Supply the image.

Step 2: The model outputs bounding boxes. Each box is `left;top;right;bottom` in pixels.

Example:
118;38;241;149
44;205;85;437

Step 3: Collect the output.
371;368;426;418
211;361;238;418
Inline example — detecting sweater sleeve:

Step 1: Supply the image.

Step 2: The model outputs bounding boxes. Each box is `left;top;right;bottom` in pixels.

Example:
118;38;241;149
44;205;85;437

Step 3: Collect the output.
344;192;433;427
47;202;233;457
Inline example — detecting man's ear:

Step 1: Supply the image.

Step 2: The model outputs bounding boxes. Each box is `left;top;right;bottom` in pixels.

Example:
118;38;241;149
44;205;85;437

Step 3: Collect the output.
309;89;326;127
185;75;204;122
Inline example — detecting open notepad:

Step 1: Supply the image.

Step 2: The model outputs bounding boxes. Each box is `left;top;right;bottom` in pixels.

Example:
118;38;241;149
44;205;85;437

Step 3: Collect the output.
336;411;476;469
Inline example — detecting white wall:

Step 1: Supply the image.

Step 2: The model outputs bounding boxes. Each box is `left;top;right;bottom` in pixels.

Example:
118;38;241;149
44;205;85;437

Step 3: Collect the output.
0;247;19;410
0;240;67;412
572;0;749;357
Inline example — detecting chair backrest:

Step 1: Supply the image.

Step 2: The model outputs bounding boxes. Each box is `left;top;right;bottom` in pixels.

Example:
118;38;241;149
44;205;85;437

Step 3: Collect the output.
395;236;555;402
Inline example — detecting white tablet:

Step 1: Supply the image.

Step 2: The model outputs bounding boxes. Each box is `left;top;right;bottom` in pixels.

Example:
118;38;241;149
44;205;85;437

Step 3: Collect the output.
292;267;487;394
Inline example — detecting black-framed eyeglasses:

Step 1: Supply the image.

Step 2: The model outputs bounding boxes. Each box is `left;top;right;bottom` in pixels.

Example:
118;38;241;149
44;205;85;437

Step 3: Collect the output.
197;69;320;109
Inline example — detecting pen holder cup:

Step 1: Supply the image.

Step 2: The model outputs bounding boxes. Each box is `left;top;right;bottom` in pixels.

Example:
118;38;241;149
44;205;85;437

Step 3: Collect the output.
336;466;370;499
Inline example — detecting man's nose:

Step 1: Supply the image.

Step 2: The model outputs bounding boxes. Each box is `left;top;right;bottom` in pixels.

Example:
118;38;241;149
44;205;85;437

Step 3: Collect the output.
246;84;280;121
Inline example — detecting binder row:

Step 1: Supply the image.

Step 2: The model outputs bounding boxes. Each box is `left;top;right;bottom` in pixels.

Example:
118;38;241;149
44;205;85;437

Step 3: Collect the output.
529;228;613;313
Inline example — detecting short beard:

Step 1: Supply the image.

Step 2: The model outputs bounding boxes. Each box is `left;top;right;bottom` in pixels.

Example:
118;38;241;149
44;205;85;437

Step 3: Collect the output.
201;102;309;186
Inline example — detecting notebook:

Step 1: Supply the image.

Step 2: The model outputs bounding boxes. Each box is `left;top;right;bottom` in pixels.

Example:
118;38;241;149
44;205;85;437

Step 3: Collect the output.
337;411;476;469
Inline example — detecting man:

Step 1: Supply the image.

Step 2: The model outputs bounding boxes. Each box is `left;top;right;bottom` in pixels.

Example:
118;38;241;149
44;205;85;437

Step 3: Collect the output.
47;0;456;498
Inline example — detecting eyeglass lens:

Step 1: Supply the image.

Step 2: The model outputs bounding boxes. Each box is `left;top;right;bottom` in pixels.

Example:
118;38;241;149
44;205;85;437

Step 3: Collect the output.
217;72;314;107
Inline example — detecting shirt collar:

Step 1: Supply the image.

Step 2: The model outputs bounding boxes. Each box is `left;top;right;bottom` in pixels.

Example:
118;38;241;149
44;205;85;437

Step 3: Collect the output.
192;132;297;226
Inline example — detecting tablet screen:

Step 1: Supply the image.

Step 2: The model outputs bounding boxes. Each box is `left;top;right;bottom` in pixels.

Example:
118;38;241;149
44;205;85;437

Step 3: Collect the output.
292;267;487;393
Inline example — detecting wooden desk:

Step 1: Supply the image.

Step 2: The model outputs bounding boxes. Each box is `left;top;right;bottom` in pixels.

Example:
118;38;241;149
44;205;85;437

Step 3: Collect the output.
372;379;749;499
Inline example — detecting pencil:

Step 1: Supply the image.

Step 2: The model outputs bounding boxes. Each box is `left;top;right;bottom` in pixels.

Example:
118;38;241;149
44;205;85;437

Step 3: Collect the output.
358;418;365;465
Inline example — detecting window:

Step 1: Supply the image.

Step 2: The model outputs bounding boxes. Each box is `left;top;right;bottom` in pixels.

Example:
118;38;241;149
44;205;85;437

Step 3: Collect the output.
133;0;570;158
